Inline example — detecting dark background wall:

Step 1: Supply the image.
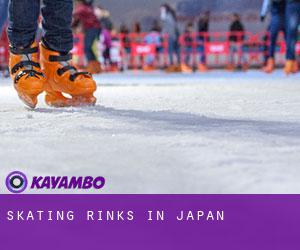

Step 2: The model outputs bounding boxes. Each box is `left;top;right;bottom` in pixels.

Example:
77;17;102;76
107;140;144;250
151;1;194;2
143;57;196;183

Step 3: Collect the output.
96;0;268;32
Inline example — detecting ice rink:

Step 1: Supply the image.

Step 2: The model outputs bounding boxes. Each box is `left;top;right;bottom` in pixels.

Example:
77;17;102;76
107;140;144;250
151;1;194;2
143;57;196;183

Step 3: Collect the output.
0;70;300;194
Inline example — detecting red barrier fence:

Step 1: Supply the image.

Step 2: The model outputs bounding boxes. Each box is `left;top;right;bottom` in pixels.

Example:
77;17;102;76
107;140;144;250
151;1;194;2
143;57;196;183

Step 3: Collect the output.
0;31;299;71
0;29;9;71
100;31;299;70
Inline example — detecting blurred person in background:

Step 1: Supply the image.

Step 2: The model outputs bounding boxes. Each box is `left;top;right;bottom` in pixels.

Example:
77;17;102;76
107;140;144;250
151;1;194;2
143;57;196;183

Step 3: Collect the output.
119;24;131;70
181;22;194;73
73;0;102;74
132;22;142;41
160;3;181;72
119;24;130;47
144;21;162;71
260;0;286;73
94;5;113;31
284;0;300;74
227;13;248;71
131;22;143;69
109;28;122;72
197;11;210;72
98;25;112;70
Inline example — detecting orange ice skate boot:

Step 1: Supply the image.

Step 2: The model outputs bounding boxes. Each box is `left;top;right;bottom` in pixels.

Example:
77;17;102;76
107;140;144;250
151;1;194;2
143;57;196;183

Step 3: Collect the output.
242;63;249;71
284;60;296;75
9;43;45;108
225;64;235;71
40;43;97;107
263;58;275;73
87;60;102;74
143;65;155;71
181;63;193;73
165;64;177;73
198;63;208;72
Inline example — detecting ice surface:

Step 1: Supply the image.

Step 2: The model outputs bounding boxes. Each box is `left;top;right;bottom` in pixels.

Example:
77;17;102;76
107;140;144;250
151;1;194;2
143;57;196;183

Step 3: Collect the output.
0;71;300;194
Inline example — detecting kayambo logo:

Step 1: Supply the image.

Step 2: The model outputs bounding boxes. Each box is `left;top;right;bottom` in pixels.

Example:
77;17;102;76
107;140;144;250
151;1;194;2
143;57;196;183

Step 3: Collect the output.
5;171;106;194
6;171;28;194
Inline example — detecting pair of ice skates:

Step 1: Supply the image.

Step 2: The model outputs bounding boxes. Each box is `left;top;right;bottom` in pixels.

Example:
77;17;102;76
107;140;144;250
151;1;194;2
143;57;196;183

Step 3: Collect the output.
9;42;97;108
263;58;299;75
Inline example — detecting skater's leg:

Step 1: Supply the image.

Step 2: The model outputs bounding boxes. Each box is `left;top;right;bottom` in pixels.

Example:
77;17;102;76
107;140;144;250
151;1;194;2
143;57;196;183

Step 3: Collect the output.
7;0;44;108
41;0;73;53
40;0;97;107
7;0;40;48
0;0;8;34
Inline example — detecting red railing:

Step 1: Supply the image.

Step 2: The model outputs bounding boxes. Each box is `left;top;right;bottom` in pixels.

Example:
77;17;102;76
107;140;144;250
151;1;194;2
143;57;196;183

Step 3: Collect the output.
0;28;9;71
0;30;299;71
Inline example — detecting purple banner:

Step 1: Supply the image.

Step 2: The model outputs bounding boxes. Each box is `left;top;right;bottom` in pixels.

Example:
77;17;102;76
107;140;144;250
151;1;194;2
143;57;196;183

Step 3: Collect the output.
0;195;299;249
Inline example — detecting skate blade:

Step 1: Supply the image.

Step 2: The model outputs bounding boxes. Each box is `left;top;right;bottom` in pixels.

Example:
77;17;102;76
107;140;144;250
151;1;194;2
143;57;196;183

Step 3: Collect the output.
71;96;97;107
45;94;96;108
45;91;74;108
46;101;73;108
18;93;37;109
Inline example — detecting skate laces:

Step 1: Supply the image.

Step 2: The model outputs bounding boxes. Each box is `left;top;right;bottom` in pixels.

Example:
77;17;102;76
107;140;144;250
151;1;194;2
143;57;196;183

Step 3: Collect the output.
49;53;91;82
10;46;44;84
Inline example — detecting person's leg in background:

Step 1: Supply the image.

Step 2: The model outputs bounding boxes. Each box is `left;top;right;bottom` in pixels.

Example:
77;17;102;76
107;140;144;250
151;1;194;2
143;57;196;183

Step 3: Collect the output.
284;0;300;74
168;37;174;65
84;27;101;74
165;36;176;72
198;37;208;72
40;0;97;107
175;39;181;67
263;1;286;73
240;43;249;71
7;0;44;108
103;47;111;69
262;25;271;66
226;43;237;71
181;46;192;73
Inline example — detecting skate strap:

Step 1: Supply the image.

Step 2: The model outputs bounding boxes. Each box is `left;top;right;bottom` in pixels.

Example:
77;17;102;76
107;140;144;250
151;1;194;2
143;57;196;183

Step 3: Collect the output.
69;72;91;82
14;70;44;84
10;46;38;55
50;53;91;81
11;61;41;74
49;54;72;62
57;65;77;76
57;65;91;81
